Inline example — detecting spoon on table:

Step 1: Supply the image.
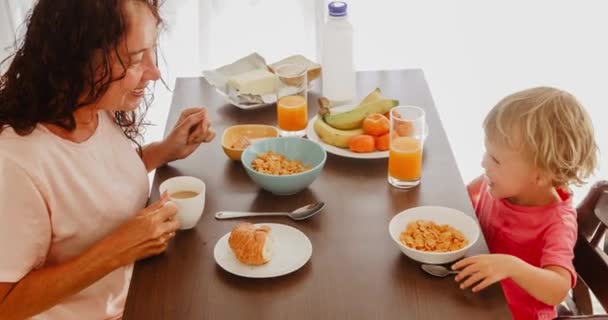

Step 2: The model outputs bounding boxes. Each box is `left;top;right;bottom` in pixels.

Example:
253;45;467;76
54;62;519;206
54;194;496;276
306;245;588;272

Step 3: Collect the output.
421;264;460;277
215;202;326;221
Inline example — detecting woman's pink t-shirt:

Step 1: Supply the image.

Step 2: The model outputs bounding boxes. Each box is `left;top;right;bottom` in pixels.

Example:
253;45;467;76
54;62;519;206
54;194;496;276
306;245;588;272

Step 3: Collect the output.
469;179;577;320
0;111;149;319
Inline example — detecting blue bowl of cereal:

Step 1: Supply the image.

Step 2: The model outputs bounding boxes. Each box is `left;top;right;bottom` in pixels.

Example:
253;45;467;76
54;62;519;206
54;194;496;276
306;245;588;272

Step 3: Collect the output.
241;137;326;195
388;206;480;264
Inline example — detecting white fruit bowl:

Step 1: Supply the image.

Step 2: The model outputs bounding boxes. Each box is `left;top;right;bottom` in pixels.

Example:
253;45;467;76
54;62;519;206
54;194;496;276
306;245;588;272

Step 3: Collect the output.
388;206;480;264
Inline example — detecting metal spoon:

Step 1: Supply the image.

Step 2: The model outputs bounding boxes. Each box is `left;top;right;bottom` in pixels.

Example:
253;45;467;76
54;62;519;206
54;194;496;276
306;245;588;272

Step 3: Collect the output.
215;202;325;221
421;264;460;277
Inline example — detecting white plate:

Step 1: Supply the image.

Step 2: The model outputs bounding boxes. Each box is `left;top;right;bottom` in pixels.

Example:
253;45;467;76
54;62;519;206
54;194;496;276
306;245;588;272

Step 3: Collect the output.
306;104;389;159
215;88;275;110
214;223;312;278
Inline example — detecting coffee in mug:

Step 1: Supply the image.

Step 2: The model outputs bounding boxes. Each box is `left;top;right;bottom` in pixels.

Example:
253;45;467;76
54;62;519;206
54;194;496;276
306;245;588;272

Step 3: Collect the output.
170;190;200;199
159;176;206;230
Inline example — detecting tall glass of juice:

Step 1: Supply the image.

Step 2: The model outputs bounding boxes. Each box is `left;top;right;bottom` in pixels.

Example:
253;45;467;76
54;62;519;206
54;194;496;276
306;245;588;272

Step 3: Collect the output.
275;64;308;137
388;106;426;189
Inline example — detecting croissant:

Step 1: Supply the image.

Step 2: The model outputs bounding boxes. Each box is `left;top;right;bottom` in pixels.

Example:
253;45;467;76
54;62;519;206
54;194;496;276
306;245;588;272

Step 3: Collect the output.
228;223;274;265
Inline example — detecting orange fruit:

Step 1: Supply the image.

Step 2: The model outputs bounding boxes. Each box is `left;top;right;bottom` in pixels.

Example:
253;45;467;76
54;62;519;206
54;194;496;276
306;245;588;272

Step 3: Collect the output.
362;113;389;136
348;134;375;153
374;132;390;151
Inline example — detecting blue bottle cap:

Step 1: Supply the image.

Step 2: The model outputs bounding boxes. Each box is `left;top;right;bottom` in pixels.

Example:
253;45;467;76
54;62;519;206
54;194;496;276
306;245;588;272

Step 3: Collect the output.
328;1;347;17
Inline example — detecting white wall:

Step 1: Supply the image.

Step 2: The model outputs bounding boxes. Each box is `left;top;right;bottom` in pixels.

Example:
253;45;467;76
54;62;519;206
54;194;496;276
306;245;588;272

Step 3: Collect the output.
0;0;35;70
345;0;608;204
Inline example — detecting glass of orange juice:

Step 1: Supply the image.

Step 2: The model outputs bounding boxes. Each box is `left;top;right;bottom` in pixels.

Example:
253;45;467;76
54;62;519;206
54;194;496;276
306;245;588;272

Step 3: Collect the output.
388;106;426;189
275;64;308;137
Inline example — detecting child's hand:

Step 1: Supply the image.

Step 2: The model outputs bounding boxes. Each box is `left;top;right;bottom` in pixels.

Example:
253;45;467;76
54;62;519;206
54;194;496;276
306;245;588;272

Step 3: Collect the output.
452;254;519;292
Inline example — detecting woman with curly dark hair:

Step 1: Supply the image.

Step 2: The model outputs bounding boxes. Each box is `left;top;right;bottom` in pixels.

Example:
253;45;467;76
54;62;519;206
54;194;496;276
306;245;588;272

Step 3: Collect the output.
0;1;215;319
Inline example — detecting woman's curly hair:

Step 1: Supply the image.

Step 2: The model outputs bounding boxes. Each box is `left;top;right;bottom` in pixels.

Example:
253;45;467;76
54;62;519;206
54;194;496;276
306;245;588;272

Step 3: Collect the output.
0;0;163;151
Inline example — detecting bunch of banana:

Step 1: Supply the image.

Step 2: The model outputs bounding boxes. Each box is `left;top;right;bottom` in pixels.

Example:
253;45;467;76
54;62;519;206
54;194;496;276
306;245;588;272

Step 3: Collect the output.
313;88;399;148
319;89;399;130
313;118;363;148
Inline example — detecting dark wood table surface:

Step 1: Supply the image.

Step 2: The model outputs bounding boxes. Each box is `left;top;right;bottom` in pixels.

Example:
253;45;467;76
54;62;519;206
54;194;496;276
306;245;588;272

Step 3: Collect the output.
124;70;511;320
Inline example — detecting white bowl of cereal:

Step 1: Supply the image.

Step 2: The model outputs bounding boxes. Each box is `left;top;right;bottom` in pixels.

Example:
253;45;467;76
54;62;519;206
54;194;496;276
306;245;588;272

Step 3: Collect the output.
388;206;480;264
241;137;326;195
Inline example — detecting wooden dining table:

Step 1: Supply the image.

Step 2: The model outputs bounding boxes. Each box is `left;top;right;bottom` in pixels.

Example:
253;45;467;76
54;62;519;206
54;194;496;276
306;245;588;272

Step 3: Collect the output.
123;69;511;319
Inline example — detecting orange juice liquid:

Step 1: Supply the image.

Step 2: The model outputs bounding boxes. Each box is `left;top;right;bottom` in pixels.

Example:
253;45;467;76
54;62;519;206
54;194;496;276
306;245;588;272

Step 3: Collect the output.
277;95;308;131
388;136;422;181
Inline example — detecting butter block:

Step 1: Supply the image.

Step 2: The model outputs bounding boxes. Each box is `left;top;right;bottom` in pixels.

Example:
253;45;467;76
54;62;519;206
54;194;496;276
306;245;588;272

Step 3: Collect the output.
226;69;278;95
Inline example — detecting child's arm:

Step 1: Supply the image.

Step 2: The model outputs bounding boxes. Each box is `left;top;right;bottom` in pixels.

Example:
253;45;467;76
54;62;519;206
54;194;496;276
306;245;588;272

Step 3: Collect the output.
452;254;571;305
510;263;571;305
467;175;485;209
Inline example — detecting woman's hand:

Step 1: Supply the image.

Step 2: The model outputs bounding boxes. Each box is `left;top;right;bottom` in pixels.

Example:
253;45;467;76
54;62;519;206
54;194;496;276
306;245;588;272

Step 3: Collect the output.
161;107;216;162
100;193;181;266
452;254;519;292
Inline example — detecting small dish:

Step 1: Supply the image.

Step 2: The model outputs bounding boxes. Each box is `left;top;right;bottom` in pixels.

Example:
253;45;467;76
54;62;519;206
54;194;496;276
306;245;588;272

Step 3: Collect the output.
221;124;279;161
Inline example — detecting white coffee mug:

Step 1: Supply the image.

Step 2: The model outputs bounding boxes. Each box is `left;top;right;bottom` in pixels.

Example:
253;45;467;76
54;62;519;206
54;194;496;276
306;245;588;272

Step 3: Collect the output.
159;176;206;230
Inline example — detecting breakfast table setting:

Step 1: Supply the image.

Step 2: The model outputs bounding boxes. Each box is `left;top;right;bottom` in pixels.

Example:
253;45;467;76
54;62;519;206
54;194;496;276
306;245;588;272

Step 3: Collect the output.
122;53;512;319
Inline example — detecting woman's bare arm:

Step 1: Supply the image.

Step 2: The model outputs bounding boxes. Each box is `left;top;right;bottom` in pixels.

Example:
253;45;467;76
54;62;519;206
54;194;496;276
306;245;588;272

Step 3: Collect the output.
0;241;121;320
0;197;179;320
141;141;171;172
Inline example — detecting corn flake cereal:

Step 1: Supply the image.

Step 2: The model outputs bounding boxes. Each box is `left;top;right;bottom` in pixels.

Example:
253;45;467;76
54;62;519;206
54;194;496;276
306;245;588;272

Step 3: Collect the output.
251;151;312;175
400;220;468;252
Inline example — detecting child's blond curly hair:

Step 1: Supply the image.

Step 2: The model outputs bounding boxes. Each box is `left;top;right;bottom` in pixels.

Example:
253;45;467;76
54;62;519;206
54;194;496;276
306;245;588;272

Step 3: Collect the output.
483;87;598;187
